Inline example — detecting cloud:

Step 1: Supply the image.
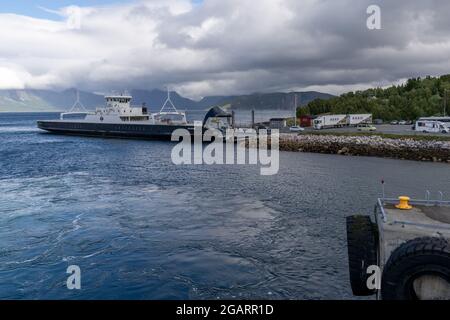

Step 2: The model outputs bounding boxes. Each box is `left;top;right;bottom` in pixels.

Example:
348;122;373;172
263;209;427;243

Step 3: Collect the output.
1;0;450;98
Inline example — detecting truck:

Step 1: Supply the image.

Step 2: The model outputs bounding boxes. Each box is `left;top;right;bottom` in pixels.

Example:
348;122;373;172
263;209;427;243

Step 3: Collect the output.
313;114;347;130
313;114;373;130
347;114;372;126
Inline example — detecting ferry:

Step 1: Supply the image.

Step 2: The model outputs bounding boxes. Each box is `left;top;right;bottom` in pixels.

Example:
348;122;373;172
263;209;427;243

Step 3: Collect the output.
37;91;198;140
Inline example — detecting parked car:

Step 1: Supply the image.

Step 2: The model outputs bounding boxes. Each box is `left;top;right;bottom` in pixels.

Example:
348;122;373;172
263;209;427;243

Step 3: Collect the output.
390;120;399;125
255;124;269;130
357;124;377;131
289;125;305;132
398;120;407;125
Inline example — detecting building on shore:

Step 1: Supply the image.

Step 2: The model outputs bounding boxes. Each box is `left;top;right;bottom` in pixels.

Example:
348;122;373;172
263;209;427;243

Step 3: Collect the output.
299;115;314;127
269;118;287;129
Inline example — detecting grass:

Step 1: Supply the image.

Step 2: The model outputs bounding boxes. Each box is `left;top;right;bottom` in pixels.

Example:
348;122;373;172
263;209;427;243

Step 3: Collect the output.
307;131;450;142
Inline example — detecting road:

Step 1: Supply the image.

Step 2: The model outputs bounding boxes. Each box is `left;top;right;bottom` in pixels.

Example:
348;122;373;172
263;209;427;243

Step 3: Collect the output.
299;124;450;137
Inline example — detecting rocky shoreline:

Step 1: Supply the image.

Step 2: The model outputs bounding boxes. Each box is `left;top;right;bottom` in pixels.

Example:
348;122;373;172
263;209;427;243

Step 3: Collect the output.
278;134;450;163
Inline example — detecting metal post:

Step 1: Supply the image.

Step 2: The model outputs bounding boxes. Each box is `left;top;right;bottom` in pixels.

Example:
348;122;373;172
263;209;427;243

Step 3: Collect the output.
251;109;255;129
294;94;297;126
445;90;447;117
231;111;235;128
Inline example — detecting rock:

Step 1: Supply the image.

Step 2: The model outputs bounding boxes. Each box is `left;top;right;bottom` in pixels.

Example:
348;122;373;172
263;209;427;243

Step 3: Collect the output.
278;134;450;162
338;147;349;155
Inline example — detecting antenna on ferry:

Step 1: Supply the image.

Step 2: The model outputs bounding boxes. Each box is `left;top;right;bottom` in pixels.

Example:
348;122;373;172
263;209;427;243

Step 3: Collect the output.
68;89;87;112
160;86;179;113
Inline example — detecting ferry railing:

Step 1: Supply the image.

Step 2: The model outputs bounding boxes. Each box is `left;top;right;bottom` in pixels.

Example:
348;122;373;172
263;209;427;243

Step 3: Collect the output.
60;111;91;120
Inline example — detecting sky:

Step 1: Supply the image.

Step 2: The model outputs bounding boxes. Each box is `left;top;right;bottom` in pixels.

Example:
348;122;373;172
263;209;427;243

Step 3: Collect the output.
1;0;450;99
0;1;130;19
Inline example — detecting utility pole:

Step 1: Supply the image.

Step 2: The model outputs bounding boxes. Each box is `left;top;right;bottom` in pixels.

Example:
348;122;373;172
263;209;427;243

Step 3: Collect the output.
294;94;298;126
251;109;255;129
445;90;448;117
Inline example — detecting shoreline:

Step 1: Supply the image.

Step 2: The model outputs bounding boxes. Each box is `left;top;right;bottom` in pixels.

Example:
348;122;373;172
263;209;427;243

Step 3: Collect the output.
279;134;450;163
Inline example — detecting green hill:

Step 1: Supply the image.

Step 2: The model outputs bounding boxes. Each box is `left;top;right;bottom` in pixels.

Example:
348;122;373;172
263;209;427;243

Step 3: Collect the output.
299;75;450;121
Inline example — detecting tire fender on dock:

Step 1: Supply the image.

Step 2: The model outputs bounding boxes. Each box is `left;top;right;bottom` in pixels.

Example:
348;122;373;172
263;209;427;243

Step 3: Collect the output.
381;237;450;300
346;215;379;296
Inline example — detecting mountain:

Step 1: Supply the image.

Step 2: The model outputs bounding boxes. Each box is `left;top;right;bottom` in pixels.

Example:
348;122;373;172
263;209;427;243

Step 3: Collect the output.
194;91;334;110
0;88;334;112
0;89;104;112
218;91;334;110
195;95;238;108
130;89;198;110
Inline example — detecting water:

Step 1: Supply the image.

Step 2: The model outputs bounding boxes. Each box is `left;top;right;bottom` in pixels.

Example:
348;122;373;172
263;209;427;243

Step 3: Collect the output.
1;112;449;300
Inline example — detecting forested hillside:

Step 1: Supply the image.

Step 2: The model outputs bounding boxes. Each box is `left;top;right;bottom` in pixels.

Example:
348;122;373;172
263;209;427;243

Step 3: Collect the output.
299;75;450;120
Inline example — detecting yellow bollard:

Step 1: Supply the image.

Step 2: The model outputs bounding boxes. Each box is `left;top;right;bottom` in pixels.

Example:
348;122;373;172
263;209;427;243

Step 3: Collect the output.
396;196;413;210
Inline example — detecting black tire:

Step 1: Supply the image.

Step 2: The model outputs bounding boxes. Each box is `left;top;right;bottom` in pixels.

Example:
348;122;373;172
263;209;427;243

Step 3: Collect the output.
346;215;379;296
381;237;450;300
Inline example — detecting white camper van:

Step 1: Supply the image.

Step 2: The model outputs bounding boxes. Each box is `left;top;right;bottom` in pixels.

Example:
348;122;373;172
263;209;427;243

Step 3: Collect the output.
418;117;450;128
415;120;449;133
313;115;347;130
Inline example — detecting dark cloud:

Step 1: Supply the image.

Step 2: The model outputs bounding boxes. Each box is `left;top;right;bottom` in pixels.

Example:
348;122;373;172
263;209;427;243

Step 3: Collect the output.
0;0;449;98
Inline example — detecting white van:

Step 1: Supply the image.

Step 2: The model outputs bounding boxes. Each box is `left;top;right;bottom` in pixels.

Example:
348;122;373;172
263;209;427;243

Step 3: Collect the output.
415;120;449;133
418;117;450;128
